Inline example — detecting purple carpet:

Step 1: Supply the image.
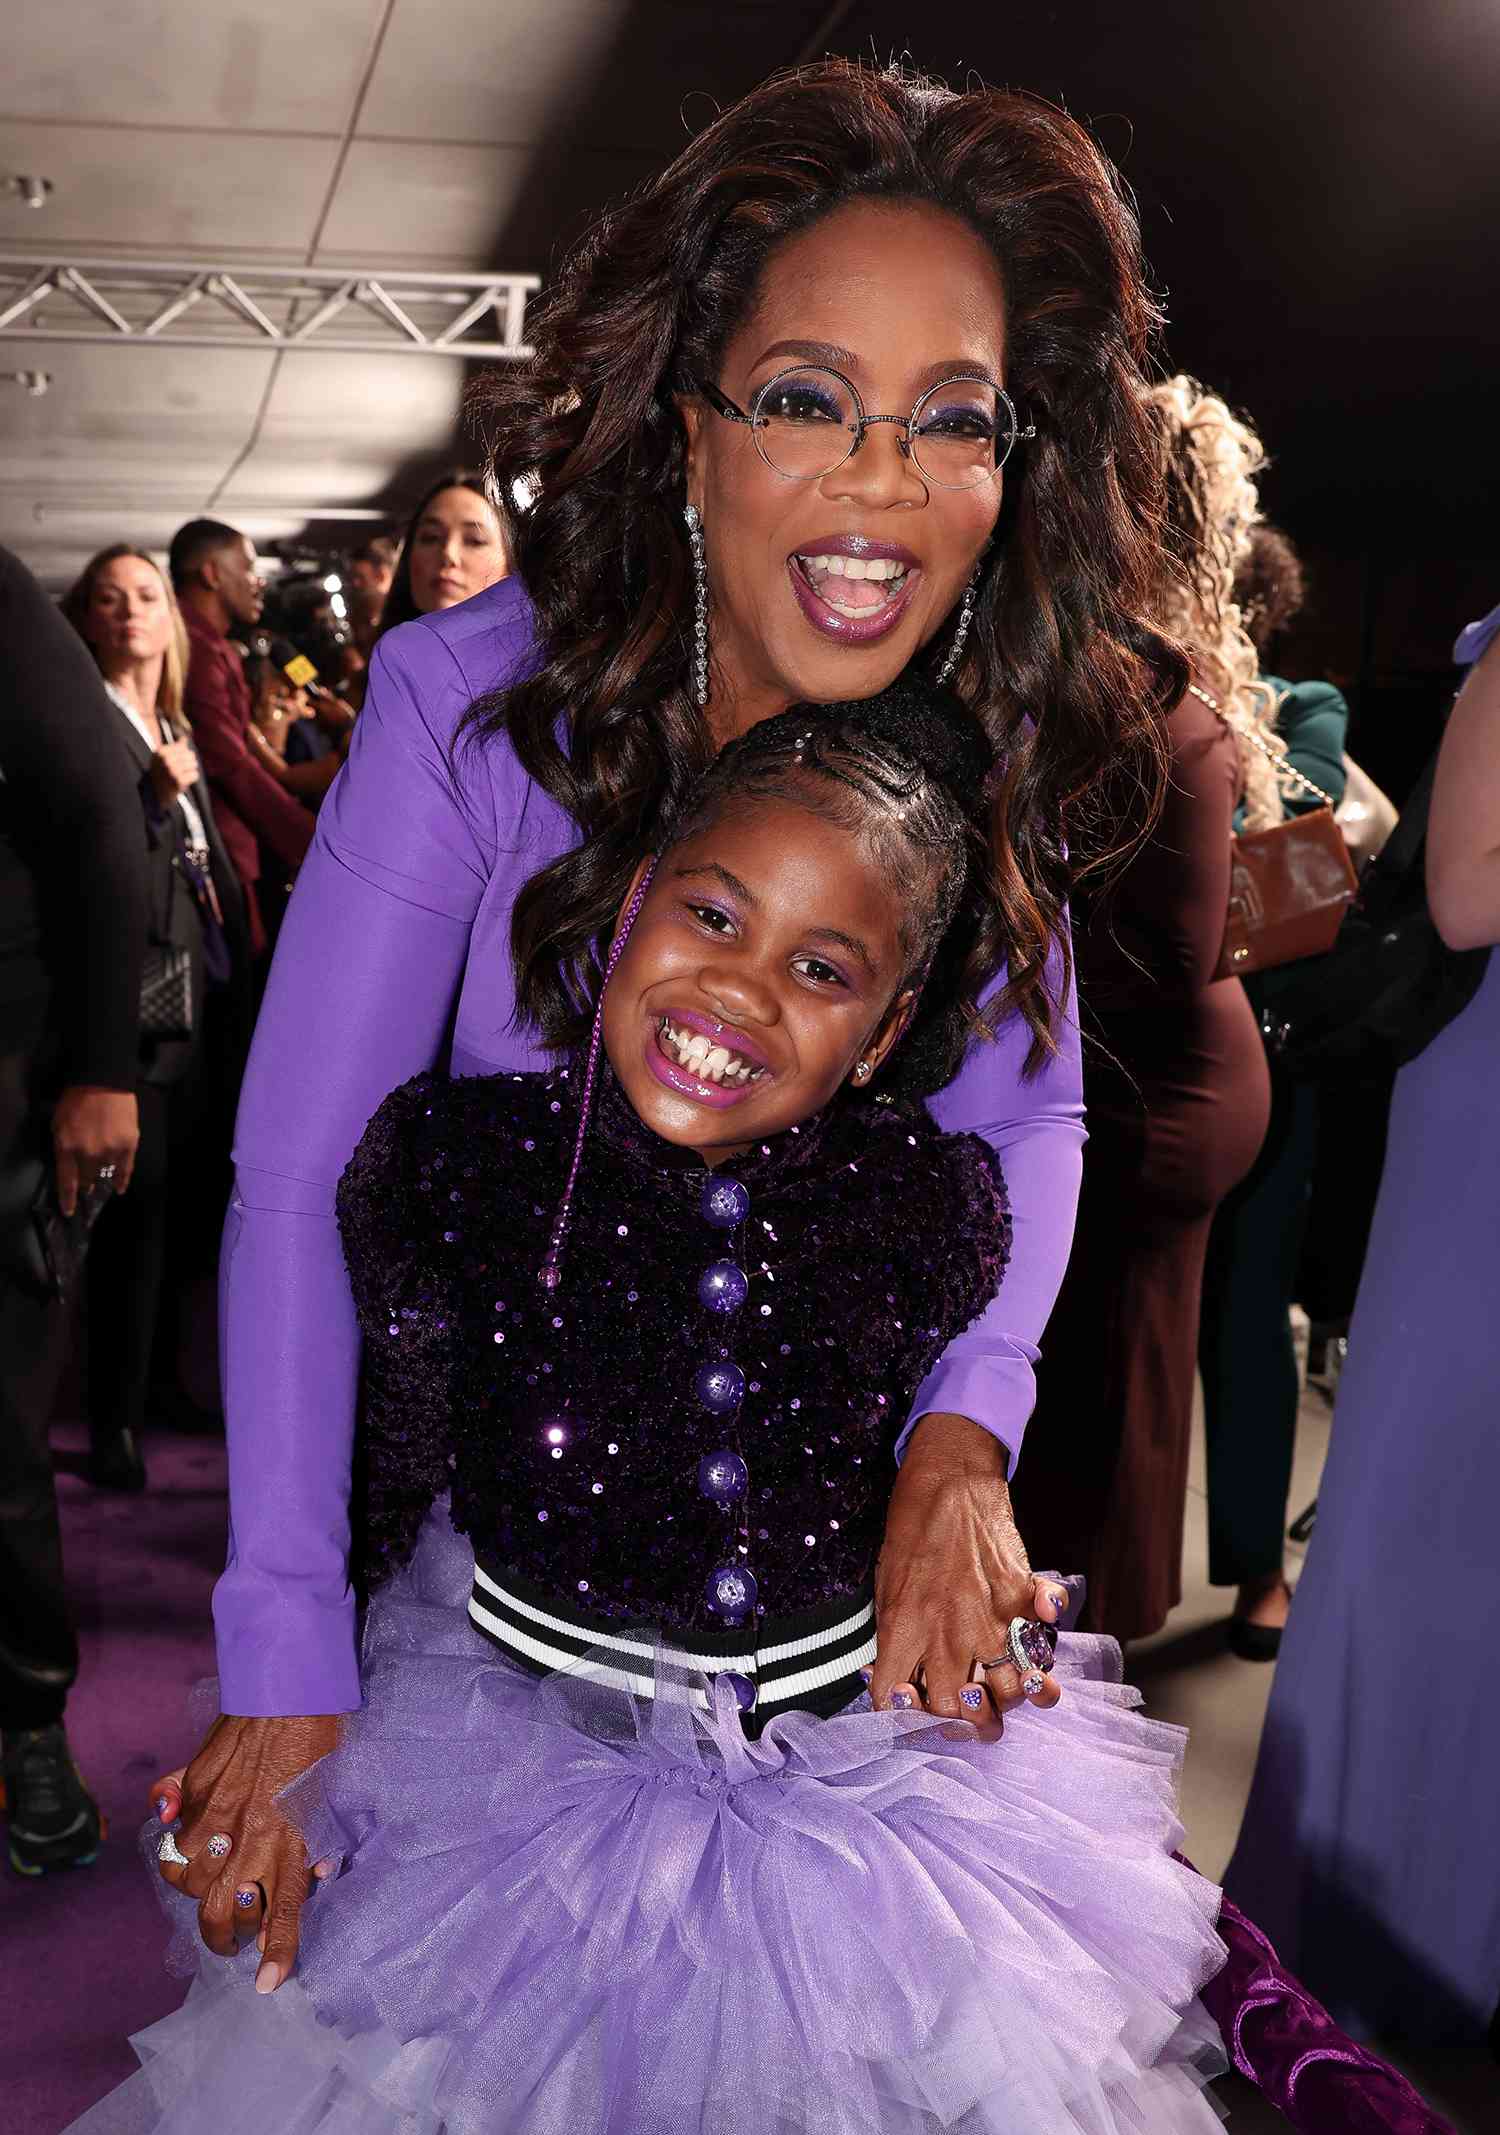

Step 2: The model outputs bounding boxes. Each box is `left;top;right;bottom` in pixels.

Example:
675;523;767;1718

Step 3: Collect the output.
1;1417;226;2133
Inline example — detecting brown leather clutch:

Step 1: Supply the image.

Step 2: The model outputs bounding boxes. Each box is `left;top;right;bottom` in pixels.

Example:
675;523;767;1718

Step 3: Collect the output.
1216;802;1358;979
1191;682;1360;981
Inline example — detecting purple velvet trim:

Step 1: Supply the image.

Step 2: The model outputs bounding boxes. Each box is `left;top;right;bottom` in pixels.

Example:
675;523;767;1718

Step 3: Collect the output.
1189;1872;1455;2132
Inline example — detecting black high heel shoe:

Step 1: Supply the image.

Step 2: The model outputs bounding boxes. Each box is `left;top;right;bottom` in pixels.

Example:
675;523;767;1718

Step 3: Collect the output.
1226;1579;1292;1662
1226;1615;1283;1662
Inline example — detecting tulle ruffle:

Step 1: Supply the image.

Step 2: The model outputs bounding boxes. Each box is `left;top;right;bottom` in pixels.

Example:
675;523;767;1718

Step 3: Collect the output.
74;1513;1230;2134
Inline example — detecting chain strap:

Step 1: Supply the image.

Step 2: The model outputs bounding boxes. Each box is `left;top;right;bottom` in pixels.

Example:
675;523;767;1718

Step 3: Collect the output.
1186;681;1338;810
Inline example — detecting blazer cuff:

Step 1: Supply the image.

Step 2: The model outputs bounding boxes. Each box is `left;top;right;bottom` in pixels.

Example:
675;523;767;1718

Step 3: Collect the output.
894;1341;1040;1475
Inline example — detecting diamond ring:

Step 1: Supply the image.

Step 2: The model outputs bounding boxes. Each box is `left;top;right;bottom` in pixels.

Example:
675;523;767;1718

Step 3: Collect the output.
158;1830;190;1868
979;1618;1059;1677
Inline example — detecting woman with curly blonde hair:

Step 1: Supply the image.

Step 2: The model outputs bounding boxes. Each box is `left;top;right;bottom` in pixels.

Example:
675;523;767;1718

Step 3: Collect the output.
1011;375;1275;1644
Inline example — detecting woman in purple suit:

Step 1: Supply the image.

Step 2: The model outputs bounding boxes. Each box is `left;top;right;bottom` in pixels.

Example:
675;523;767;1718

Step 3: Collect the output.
162;59;1161;1970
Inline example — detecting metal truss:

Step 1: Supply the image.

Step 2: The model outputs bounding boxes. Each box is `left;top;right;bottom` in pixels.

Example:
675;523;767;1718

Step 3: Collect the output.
0;255;539;360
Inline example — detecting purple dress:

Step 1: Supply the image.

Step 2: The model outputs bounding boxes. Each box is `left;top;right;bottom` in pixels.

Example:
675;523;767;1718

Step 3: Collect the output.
78;1064;1236;2134
1226;948;1500;2042
72;1071;1448;2134
211;578;1089;1720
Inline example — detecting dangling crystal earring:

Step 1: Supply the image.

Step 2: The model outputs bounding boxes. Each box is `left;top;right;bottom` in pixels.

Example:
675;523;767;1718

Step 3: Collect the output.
935;567;981;687
683;503;710;710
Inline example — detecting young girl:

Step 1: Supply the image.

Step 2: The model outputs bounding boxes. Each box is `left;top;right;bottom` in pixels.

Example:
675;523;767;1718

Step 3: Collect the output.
90;686;1438;2135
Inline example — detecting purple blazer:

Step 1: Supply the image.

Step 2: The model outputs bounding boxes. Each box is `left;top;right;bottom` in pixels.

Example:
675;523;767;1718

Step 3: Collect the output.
215;578;1086;1715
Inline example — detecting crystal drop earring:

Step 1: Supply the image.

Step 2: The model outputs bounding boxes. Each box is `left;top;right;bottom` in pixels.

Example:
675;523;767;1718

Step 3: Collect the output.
935;566;981;687
683;503;710;711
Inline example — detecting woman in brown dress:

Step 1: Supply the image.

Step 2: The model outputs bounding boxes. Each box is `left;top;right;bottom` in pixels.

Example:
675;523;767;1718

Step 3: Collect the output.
1013;379;1277;1643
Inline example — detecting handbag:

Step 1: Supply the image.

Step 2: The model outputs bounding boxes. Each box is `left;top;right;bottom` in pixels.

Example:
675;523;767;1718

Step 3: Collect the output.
139;836;195;1043
1257;742;1491;1077
1196;685;1359;981
0;1111;110;1302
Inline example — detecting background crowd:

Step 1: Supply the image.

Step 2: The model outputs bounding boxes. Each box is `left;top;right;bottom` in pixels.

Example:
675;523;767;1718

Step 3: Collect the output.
1;361;1495;2118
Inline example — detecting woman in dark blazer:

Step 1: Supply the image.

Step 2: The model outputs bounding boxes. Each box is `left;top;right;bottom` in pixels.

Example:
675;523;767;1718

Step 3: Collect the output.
64;545;250;1488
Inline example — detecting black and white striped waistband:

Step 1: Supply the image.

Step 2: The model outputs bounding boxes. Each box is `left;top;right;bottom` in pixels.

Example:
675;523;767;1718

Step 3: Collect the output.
467;1558;876;1728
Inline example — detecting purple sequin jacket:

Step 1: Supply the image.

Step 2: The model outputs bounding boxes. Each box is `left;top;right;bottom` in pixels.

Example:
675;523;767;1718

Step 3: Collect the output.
336;1065;1010;1629
214;578;1086;1716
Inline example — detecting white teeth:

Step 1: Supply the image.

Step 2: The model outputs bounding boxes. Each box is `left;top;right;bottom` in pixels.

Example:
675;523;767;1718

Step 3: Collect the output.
797;553;908;583
658;1018;762;1085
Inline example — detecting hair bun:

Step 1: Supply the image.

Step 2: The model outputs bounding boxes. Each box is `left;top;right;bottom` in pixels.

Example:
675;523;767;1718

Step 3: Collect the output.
791;673;995;801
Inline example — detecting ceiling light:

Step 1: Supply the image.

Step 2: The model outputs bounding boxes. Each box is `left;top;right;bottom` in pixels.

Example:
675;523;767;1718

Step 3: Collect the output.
10;175;53;210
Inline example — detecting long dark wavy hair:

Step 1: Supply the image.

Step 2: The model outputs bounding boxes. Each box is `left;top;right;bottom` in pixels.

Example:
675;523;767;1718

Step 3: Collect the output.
467;59;1183;1071
377;470;493;639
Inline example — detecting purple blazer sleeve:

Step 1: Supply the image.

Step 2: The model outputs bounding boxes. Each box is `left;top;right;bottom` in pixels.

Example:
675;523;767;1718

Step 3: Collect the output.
905;938;1086;1473
214;614;515;1715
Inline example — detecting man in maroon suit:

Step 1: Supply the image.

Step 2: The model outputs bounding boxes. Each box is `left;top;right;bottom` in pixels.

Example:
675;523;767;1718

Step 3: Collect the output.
169;519;312;959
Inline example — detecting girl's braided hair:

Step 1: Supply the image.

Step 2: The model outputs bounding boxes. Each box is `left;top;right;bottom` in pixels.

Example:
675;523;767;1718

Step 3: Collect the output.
536;676;1005;1100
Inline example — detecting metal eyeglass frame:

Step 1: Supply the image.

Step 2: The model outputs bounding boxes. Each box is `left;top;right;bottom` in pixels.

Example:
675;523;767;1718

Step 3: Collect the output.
699;364;1036;488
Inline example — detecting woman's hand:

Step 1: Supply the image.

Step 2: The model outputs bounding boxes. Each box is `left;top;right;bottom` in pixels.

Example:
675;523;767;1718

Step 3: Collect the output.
871;1412;1066;1737
149;737;201;808
152;1714;341;1993
52;1083;138;1214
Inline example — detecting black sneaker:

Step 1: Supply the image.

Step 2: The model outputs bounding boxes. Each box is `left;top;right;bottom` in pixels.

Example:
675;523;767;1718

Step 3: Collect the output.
2;1724;106;1875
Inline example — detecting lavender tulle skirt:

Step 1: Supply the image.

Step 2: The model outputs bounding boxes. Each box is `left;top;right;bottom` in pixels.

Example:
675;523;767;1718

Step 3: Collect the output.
72;1511;1232;2134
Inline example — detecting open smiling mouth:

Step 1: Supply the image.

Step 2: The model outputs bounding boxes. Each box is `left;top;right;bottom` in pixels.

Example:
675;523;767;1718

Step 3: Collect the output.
645;1015;771;1109
788;547;921;643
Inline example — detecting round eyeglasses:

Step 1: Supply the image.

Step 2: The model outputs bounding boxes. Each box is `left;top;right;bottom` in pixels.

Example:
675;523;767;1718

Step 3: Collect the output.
701;364;1034;491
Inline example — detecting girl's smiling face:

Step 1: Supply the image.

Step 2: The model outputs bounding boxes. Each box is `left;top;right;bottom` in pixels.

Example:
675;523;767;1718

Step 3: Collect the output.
601;795;918;1166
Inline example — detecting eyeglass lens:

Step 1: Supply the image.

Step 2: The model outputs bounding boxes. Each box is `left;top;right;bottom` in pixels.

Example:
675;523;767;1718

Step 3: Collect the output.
750;367;1014;488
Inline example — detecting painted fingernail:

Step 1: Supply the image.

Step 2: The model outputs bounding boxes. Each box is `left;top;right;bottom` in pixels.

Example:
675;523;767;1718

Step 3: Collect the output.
857;1667;873;1684
234;1888;258;1910
205;1832;233;1860
1022;1671;1046;1698
154;1795;173;1819
889;1690;914;1711
959;1685;985;1711
255;1961;282;1995
1050;1588;1070;1615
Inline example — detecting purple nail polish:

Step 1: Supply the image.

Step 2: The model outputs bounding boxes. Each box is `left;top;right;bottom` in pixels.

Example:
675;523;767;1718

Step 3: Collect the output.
205;1832;233;1860
1022;1671;1046;1698
234;1888;258;1910
889;1690;914;1711
857;1667;872;1684
959;1685;984;1711
1051;1588;1070;1615
154;1795;172;1818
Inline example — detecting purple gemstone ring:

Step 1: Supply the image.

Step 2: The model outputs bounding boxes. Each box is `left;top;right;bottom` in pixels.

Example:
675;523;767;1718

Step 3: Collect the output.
979;1618;1059;1677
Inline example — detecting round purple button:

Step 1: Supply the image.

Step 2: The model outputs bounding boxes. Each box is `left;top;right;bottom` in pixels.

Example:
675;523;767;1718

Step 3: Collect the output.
719;1671;757;1714
705;1564;758;1625
693;1359;745;1415
697;1260;749;1315
701;1176;750;1230
697;1448;749;1503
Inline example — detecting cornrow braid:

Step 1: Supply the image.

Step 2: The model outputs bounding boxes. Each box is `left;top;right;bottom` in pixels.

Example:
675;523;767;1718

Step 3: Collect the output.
526;675;1007;1100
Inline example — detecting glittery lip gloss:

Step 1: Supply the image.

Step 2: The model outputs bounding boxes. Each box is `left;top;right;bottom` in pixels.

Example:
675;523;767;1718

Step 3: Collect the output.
643;1018;767;1111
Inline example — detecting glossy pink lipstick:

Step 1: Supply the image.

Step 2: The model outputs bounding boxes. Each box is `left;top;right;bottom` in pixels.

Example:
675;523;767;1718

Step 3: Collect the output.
787;532;922;647
643;1006;772;1111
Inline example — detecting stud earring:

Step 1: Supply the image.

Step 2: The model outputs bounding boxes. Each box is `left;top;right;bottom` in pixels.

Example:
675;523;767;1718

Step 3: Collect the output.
853;1060;873;1083
683;503;709;710
935;566;981;686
